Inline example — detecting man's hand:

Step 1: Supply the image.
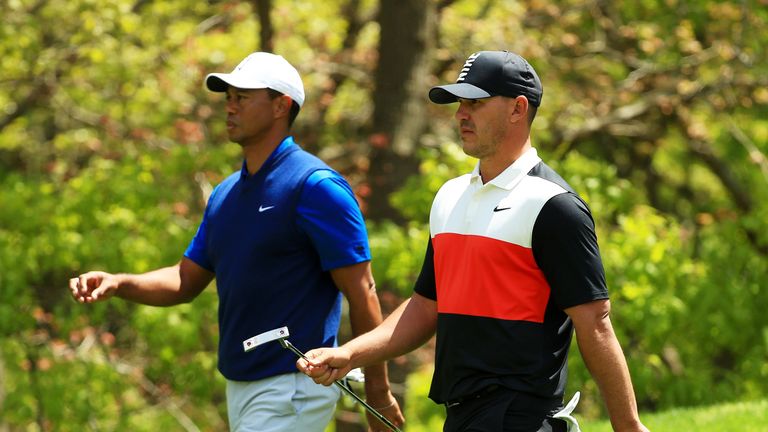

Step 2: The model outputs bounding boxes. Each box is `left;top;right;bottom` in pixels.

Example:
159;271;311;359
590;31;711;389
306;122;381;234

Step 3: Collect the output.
69;271;120;303
297;347;354;386
364;390;404;432
297;349;405;431
68;261;212;307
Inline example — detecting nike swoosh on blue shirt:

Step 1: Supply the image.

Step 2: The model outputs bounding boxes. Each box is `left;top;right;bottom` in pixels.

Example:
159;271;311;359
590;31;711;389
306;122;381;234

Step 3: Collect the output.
258;205;275;212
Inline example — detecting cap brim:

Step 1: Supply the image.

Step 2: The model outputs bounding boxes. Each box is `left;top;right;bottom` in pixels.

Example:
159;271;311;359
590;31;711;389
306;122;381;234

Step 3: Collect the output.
428;83;492;104
205;73;269;92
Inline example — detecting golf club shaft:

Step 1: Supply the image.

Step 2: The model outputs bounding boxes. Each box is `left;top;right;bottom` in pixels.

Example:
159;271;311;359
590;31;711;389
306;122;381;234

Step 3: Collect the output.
281;339;402;432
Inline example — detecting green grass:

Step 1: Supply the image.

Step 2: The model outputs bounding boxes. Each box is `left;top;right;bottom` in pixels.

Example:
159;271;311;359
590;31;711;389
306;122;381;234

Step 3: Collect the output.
329;396;768;431
579;399;768;432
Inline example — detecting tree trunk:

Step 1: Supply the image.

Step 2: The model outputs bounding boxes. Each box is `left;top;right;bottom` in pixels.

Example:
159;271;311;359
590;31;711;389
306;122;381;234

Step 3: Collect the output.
338;1;436;431
251;0;274;52
366;0;435;223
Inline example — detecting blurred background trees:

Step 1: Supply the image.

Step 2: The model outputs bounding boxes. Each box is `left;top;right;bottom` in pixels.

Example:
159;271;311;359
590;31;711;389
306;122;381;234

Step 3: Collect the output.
1;0;766;430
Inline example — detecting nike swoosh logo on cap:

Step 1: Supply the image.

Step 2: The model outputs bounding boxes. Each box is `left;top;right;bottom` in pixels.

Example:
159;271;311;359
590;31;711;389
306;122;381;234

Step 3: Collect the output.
258;205;275;212
493;206;511;212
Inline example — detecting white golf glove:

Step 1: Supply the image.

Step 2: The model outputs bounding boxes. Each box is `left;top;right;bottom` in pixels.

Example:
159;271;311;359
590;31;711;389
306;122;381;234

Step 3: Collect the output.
552;391;582;432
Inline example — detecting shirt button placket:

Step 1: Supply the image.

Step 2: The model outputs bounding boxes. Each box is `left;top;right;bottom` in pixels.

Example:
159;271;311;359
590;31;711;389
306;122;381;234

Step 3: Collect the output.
464;183;483;231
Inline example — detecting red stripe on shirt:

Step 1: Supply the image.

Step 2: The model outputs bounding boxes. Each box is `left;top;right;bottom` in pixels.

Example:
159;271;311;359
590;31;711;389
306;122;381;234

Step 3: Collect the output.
433;232;550;323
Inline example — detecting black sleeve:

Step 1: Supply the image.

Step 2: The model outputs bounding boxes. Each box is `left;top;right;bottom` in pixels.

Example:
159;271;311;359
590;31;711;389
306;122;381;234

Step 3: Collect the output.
413;237;437;300
531;193;609;310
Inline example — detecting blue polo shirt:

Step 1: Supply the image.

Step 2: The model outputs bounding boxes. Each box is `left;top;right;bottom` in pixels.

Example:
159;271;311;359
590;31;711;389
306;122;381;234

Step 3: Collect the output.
184;136;371;381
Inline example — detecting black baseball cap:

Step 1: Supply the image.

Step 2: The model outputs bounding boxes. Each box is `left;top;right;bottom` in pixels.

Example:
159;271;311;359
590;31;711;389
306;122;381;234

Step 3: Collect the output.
429;51;543;107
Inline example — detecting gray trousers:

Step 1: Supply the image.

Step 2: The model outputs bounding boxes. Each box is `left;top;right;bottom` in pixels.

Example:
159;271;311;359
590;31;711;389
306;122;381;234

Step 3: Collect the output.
226;372;341;431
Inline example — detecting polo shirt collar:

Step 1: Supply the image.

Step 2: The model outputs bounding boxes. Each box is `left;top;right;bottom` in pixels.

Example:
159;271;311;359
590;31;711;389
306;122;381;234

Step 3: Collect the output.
239;136;297;181
470;147;542;190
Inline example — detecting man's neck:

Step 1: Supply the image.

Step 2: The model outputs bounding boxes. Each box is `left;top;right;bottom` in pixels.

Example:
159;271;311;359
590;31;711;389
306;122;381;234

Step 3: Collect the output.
479;139;532;184
241;127;290;175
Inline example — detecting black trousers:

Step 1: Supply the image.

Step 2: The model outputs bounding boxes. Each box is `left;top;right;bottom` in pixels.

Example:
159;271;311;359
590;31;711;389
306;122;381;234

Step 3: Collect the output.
443;388;567;432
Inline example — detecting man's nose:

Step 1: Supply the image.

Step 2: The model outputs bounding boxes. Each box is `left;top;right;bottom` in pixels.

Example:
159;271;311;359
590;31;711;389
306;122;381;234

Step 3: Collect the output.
455;103;470;121
226;99;238;114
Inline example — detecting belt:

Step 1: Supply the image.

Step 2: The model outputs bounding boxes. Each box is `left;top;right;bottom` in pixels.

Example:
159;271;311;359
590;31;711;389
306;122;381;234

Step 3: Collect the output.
444;385;500;408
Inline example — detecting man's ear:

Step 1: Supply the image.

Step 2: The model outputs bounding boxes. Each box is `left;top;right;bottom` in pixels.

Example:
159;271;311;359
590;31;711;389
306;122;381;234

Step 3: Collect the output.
509;96;529;124
274;95;292;118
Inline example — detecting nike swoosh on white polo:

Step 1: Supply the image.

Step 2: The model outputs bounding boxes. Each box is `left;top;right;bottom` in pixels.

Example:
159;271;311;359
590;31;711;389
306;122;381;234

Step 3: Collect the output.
258;205;275;212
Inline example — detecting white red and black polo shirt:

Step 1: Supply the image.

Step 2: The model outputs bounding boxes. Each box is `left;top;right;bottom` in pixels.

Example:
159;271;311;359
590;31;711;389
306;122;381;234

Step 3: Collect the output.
414;148;609;405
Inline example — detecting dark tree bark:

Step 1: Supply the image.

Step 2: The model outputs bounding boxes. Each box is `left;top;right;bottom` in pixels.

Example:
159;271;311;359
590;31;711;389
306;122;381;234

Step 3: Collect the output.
366;0;436;223
336;2;437;431
251;0;274;52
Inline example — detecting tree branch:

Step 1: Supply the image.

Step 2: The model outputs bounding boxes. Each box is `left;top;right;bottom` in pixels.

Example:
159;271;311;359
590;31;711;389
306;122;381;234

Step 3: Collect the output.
70;331;206;432
302;0;374;153
0;82;49;133
251;0;274;52
436;0;458;12
727;117;768;183
131;0;152;13
676;107;753;213
676;107;767;255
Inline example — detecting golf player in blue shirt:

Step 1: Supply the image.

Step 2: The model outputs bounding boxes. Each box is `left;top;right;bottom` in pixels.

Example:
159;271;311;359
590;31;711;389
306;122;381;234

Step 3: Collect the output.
69;52;404;432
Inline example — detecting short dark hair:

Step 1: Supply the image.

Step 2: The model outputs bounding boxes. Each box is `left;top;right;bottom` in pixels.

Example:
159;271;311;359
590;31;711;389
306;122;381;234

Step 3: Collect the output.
266;88;301;126
527;104;538;126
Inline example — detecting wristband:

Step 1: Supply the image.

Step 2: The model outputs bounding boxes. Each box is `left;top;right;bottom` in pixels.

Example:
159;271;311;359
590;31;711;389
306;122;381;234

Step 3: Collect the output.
372;400;396;411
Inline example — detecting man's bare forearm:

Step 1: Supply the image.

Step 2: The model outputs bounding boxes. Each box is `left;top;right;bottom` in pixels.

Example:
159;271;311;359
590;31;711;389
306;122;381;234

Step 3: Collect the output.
570;301;647;431
116;259;213;306
114;265;185;306
346;294;437;369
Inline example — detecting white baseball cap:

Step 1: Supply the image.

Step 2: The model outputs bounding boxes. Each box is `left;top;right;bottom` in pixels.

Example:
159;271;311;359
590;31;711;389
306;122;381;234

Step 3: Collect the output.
205;52;305;107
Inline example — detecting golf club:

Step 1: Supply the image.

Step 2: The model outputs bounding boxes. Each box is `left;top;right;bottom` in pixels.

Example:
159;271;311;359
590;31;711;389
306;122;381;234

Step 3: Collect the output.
243;327;402;432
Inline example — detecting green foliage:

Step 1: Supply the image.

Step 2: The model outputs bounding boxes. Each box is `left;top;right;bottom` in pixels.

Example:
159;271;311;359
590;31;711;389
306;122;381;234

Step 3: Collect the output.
550;151;768;416
368;221;429;297
403;365;446;432
581;399;768;432
2;0;767;429
0;146;225;429
390;144;476;222
369;143;474;297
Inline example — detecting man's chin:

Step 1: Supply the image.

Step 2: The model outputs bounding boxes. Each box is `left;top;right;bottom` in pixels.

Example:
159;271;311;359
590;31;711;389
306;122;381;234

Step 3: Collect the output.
227;133;243;145
459;140;477;157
